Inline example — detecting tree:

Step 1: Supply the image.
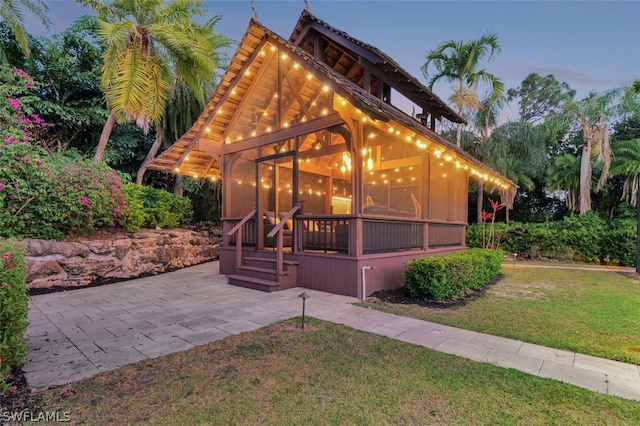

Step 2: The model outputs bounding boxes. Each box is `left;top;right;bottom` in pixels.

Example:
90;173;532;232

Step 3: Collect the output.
422;33;502;147
136;79;205;185
22;16;107;151
136;16;230;185
564;90;621;214
546;153;581;213
485;121;548;223
471;88;505;222
610;139;640;206
77;0;226;162
507;73;575;123
0;0;49;59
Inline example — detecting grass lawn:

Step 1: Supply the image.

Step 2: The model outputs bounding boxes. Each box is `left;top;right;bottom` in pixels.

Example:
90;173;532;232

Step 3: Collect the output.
35;319;639;425
361;266;640;365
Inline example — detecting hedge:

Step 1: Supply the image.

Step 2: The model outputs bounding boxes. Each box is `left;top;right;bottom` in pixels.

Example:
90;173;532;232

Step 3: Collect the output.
404;249;503;301
466;212;637;266
0;239;28;396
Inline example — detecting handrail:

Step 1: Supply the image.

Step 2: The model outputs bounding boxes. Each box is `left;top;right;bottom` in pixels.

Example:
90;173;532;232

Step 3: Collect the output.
266;204;300;238
267;204;300;278
227;208;257;236
226;208;256;274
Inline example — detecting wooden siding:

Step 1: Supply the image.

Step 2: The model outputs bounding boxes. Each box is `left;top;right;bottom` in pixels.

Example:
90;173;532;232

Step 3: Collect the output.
220;245;463;298
428;223;465;247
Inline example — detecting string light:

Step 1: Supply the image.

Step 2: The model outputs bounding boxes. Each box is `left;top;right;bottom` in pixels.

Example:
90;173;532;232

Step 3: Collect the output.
215;48;513;196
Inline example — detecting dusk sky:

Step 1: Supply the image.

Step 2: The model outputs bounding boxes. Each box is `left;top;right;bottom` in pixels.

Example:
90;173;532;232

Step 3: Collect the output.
28;1;640;122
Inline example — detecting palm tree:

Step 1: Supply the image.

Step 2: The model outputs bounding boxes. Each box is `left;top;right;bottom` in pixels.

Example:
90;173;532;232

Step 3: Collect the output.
422;33;502;147
485;120;548;222
472;88;505;222
610;139;640;206
564;90;619;214
135;16;230;185
77;0;226;162
137;78;208;185
546;153;581;213
0;0;49;59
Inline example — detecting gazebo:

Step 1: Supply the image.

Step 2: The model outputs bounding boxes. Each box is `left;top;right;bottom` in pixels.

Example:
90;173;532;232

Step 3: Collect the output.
148;10;516;297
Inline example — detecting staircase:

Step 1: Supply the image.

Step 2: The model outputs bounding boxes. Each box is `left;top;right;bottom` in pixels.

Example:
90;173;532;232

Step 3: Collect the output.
227;255;299;292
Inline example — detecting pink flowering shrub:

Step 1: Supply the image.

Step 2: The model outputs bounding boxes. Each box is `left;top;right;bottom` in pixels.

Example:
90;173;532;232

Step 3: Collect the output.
0;142;129;239
0;239;28;396
0;66;46;146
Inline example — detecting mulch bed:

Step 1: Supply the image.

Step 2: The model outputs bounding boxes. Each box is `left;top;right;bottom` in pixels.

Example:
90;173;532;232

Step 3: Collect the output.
0;366;42;416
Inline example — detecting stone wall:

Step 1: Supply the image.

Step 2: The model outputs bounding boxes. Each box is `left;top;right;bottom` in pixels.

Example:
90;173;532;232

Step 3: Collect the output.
25;228;220;291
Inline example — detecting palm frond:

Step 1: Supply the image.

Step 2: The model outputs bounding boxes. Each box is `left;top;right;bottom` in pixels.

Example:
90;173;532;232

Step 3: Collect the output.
611;139;640;205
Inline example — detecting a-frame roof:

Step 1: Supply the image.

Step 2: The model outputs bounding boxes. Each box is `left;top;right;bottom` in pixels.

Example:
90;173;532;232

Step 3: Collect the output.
289;9;465;125
147;13;515;196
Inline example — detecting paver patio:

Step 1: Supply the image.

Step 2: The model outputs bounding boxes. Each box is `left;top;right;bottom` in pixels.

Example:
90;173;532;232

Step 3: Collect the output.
24;262;640;401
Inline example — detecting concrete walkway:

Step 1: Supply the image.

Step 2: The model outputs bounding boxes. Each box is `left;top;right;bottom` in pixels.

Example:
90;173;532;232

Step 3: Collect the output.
25;262;639;401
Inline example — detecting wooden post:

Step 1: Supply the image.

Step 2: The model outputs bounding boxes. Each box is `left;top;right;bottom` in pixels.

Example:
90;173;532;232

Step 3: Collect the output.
236;226;243;274
277;229;284;279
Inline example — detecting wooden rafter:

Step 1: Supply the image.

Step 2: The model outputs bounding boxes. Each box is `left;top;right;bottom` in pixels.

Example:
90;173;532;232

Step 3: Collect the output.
222;47;277;141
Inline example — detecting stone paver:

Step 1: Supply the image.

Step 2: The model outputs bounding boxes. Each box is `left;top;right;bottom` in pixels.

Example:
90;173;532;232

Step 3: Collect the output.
24;261;640;402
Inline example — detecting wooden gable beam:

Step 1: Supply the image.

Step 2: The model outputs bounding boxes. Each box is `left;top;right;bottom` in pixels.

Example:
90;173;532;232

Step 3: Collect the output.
303;21;380;65
292;23;312;47
281;73;331;148
175;38;268;169
222;112;343;155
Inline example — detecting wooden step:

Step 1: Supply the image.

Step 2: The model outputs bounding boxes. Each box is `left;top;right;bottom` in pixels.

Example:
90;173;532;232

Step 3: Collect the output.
227;274;281;292
237;265;286;281
244;257;299;270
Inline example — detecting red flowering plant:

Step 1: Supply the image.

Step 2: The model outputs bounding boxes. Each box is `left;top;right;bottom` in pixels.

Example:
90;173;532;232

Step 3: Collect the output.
481;198;506;249
0;239;28;396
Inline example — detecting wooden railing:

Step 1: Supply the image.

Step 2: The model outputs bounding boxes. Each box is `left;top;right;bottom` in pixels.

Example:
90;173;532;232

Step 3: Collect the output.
266;204;300;276
298;216;350;253
226;208;257;273
363;219;424;254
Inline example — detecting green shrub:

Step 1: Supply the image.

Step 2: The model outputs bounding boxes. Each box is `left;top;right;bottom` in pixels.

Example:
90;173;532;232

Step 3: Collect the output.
555;212;604;262
600;219;637;266
466;213;636;266
404;249;503;301
0;143;127;239
122;184;193;230
0;239;28;396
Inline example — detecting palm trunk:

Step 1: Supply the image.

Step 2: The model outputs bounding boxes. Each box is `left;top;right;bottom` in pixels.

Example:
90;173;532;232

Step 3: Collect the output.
455;122;462;148
579;140;592;214
136;131;165;185
455;78;463;147
94;111;117;163
174;174;183;197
